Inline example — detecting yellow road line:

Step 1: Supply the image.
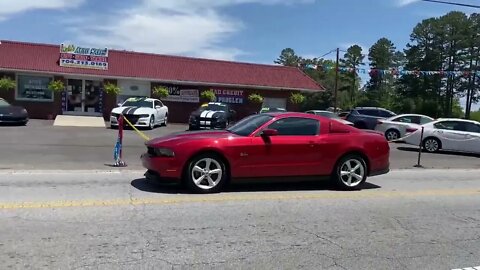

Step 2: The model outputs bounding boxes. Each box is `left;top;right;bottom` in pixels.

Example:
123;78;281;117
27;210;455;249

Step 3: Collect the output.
0;189;479;210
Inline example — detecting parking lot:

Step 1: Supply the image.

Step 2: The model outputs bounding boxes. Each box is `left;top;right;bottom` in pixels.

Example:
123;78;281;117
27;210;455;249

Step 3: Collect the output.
0;119;479;171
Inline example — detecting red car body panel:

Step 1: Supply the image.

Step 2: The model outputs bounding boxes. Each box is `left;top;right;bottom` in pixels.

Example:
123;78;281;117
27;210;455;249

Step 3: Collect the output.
141;113;390;182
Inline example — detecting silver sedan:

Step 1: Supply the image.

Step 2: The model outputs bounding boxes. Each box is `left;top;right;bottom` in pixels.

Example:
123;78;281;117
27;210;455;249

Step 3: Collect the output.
375;114;434;141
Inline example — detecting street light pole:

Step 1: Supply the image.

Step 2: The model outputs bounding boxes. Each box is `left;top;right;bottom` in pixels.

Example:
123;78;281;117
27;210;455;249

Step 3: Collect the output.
334;47;339;113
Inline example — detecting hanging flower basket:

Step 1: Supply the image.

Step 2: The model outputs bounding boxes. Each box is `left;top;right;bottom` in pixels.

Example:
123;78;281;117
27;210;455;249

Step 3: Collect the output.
48;80;65;92
0;77;16;91
200;89;216;103
152;86;169;98
104;82;121;95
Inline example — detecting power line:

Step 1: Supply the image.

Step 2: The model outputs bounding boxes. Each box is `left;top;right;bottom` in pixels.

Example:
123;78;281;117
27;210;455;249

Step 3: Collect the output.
420;0;480;8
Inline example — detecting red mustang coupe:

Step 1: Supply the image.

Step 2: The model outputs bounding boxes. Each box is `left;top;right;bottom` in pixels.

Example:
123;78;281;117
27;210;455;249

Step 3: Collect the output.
141;112;390;193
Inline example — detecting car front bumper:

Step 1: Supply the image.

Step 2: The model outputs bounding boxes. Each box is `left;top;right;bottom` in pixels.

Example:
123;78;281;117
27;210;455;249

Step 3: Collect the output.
110;115;150;127
140;153;182;181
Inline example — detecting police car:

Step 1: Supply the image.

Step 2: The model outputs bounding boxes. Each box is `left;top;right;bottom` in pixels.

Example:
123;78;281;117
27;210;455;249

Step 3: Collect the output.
110;97;168;129
188;102;236;130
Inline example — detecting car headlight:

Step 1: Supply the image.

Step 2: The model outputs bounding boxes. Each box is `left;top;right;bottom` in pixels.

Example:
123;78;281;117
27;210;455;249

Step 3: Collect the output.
153;148;175;157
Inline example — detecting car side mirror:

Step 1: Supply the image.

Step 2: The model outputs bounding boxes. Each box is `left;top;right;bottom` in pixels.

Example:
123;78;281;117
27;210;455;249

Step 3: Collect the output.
155;105;162;109
117;103;122;107
261;129;278;137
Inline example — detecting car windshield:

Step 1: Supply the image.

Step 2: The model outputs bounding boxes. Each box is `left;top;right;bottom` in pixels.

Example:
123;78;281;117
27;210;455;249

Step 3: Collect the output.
122;99;153;108
0;99;9;106
199;103;227;112
227;114;274;136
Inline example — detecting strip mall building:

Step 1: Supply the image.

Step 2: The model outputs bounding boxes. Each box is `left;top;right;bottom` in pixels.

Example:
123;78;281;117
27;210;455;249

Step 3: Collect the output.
0;40;324;123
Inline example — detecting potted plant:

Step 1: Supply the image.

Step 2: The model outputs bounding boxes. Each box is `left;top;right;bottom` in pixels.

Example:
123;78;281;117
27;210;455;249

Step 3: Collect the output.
47;79;65;93
248;93;264;113
0;77;15;92
152;86;169;98
200;89;216;103
103;82;121;95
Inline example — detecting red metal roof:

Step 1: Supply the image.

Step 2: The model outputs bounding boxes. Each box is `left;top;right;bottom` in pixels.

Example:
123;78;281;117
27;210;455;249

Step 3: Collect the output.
0;40;324;91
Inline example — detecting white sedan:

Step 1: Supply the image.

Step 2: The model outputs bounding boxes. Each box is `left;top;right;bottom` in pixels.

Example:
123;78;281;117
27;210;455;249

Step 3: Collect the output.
375;114;434;141
403;118;480;154
110;97;168;129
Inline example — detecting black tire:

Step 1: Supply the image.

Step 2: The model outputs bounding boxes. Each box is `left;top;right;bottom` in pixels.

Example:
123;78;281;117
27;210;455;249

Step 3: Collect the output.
149;115;155;130
185;153;228;194
423;137;440;153
385;129;400;141
188;125;198;131
162;114;168;127
332;154;368;190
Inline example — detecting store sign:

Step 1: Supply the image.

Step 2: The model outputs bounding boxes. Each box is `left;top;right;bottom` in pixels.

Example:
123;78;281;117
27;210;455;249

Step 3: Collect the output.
162;86;199;103
59;44;109;70
213;89;244;104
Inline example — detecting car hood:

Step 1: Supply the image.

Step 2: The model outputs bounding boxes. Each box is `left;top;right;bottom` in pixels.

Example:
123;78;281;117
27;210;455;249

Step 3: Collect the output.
0;105;27;115
191;109;226;118
147;130;237;146
111;106;152;115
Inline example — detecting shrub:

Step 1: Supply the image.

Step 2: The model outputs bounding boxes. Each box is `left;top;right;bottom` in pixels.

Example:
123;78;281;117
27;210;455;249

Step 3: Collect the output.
152;86;169;98
0;77;15;91
200;89;216;102
290;92;306;104
248;93;264;104
104;82;121;95
47;80;65;92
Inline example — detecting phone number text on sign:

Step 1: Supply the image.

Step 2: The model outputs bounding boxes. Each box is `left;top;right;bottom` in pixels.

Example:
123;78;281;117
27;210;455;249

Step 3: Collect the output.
60;59;108;70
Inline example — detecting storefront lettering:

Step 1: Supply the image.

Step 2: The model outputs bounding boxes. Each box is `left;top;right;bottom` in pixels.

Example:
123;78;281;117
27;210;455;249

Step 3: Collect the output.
59;44;109;70
213;89;244;104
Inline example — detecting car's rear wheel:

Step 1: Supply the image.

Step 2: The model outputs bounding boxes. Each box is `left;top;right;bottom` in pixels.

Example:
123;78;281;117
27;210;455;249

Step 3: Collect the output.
333;155;367;190
186;154;227;193
162;114;168;127
423;137;440;153
385;129;400;141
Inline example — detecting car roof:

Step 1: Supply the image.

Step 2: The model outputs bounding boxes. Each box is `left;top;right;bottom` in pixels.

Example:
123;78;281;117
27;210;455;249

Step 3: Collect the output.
306;110;332;113
391;113;433;118
435;118;480;124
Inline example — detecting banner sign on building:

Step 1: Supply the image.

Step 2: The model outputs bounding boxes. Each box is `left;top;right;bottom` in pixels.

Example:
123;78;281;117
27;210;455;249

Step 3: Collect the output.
213;89;244;104
162;86;199;103
59;44;109;70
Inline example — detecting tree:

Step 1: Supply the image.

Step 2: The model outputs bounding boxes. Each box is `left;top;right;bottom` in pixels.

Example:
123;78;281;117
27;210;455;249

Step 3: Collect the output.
366;38;398;109
340;45;365;105
274;48;302;67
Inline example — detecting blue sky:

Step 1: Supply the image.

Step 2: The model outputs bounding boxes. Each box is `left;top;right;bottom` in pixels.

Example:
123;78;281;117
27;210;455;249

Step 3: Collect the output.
0;0;479;109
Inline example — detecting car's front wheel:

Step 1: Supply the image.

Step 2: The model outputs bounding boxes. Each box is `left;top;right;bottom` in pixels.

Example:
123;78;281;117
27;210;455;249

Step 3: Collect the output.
186;154;227;193
149;115;155;130
333;155;367;190
423;137;440;153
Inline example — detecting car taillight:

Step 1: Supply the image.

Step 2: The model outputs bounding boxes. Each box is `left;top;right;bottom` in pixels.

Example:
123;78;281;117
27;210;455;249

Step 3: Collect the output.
406;127;417;133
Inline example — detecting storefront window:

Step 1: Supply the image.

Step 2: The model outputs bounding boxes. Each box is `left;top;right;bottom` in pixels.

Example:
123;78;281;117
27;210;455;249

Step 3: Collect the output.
16;75;53;101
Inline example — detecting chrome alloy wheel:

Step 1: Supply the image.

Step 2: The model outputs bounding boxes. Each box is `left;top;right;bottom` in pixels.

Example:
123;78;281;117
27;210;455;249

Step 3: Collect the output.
191;158;223;190
386;130;399;141
339;159;365;187
424;138;439;152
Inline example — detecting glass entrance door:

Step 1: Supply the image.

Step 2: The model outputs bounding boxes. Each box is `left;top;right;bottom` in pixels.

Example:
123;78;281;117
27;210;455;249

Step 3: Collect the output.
65;79;103;116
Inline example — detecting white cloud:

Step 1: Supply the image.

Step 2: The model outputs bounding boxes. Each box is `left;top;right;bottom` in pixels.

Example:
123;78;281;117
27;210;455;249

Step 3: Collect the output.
396;0;419;7
0;0;84;20
66;0;314;61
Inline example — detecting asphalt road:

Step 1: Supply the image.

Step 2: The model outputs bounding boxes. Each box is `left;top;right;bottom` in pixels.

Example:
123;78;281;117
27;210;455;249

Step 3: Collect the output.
0;169;479;269
0;120;478;170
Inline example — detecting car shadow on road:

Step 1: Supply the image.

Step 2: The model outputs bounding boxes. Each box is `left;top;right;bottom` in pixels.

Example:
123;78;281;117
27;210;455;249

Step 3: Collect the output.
397;146;480;158
131;178;381;194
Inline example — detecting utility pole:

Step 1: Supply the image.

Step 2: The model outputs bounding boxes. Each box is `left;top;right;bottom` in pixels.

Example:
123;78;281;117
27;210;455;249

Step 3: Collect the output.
334;48;339;113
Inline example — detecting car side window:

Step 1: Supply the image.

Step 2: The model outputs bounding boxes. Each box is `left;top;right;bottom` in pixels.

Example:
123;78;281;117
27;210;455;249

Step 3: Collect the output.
463;123;480;133
267;117;319;136
434;121;462;131
419;116;433;124
358;109;378;116
378;110;394;118
393;116;414;123
154;100;163;108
